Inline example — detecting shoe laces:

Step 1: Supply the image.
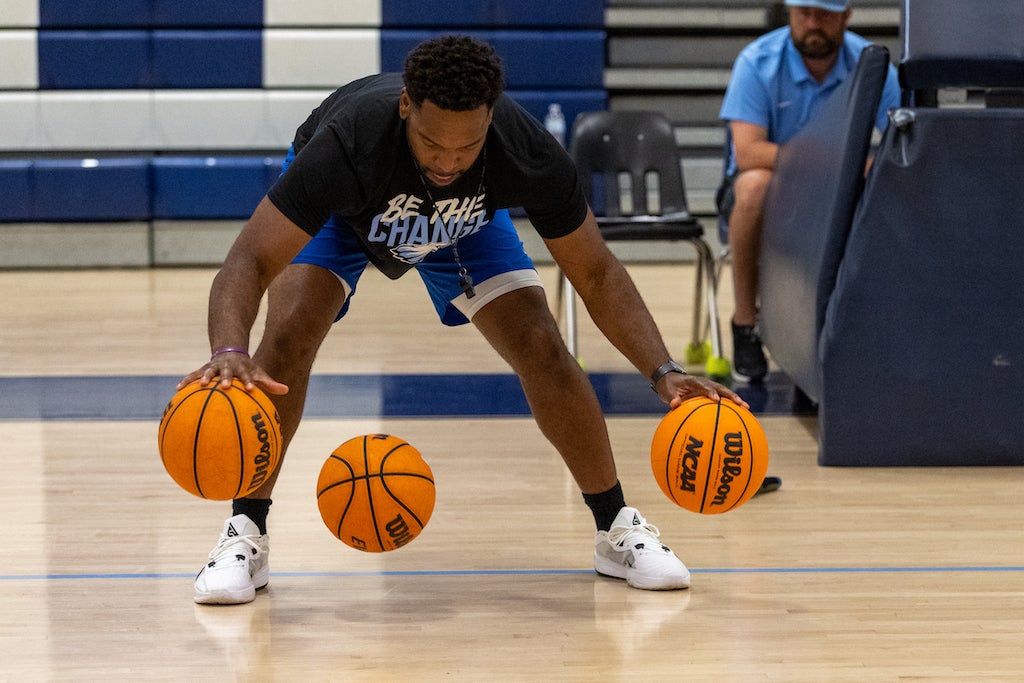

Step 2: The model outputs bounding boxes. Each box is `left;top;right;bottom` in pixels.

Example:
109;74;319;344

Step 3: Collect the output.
209;532;263;563
606;519;663;552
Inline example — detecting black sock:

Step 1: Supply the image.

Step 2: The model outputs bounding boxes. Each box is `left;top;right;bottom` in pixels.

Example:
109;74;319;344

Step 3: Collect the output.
582;481;626;531
232;498;272;534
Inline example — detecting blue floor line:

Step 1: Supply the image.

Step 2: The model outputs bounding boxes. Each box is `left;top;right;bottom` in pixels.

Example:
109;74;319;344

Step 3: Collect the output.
4;565;1022;581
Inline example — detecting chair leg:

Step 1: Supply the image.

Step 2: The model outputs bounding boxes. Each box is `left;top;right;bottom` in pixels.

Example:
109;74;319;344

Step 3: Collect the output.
714;245;731;284
691;239;730;378
684;249;711;365
690;252;705;349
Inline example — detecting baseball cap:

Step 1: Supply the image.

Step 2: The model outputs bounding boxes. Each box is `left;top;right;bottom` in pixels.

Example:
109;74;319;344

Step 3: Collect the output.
784;0;850;11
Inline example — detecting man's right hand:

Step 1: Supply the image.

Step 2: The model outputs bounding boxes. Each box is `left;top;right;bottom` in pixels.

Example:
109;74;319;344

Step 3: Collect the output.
177;350;289;395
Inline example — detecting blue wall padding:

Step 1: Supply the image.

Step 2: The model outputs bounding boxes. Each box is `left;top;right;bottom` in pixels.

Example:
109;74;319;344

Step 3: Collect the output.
38;31;152;89
38;0;264;27
151;31;262;88
151;157;284;219
0;161;33;221
381;0;603;27
380;30;605;89
818;108;1024;466
39;0;151;28
31;159;150;221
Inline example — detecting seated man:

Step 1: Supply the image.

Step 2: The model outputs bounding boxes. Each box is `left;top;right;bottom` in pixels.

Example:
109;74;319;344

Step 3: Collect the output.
717;0;899;382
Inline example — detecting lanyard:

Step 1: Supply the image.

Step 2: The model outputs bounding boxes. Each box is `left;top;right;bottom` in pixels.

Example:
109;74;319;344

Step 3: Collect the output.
412;149;486;299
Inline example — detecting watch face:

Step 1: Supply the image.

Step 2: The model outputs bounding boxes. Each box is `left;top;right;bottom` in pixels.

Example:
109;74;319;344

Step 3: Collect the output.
651;361;684;388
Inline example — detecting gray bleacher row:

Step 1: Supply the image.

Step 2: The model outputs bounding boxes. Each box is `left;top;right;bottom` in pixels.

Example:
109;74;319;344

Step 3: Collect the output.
605;0;901;216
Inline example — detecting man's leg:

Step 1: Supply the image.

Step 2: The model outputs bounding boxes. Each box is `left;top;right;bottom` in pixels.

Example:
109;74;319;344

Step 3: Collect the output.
728;168;771;327
728;168;771;382
194;263;346;605
470;285;689;590
470;285;616;494
248;263;348;495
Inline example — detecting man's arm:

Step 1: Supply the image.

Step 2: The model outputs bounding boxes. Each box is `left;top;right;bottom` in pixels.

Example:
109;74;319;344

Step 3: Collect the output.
179;196;311;393
730;120;778;172
545;208;746;408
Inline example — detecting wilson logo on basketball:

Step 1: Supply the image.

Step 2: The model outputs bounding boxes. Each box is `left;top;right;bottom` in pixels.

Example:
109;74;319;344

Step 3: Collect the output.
710;432;745;507
248;413;274;490
386;514;415;548
678;435;703;493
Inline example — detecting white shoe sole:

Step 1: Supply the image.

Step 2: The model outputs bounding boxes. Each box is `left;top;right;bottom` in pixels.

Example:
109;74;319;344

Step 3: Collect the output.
194;586;257;605
193;568;269;605
594;555;690;591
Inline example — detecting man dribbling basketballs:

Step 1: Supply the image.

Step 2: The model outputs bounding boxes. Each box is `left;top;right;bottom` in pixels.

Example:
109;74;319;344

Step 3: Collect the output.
178;34;747;605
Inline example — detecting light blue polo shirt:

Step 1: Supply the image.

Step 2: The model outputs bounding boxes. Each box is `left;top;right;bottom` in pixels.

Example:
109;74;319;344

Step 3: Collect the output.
720;27;900;175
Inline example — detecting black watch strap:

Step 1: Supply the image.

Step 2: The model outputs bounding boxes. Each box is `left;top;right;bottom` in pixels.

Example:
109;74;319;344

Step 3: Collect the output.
649;360;686;391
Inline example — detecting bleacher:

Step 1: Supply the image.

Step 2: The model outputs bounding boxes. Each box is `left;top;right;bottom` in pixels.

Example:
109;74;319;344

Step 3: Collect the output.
0;0;901;267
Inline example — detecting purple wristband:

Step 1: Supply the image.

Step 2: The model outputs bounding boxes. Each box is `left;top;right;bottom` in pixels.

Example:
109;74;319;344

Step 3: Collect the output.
210;347;249;360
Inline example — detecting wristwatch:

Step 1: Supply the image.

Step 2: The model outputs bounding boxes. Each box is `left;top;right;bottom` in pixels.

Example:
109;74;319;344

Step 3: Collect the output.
649;360;686;391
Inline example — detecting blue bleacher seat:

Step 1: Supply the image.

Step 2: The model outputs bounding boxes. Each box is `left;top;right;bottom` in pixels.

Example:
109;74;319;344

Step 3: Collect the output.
0;161;33;221
151;157;284;219
38;0;265;27
39;30;263;90
152;31;262;88
39;0;150;27
381;0;603;27
32;159;150;221
151;0;265;27
37;31;151;89
380;30;604;89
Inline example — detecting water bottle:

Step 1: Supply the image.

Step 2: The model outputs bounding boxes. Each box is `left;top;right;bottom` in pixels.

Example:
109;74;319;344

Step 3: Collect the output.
543;103;566;148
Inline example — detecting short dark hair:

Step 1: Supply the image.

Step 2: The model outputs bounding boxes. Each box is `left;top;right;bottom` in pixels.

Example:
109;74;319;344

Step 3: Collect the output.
403;35;505;111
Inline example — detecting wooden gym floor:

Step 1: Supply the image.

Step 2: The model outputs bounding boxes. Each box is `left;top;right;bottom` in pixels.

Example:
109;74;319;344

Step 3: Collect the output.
1;264;1022;681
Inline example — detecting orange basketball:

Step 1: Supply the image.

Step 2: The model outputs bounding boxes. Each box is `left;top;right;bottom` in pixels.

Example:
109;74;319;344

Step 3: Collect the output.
650;397;769;514
157;379;282;500
317;434;435;552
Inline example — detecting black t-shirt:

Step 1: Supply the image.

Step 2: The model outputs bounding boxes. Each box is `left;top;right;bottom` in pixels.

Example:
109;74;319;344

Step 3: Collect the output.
267;73;588;279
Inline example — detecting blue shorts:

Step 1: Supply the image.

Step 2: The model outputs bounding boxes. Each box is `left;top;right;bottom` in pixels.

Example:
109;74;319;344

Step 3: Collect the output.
291;208;540;326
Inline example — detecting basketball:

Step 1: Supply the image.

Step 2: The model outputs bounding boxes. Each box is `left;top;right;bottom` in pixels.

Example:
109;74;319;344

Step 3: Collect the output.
317;434;435;553
157;379;282;500
650;397;769;514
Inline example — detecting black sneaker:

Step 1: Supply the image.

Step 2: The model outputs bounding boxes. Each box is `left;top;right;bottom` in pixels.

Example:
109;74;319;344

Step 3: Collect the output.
731;321;767;383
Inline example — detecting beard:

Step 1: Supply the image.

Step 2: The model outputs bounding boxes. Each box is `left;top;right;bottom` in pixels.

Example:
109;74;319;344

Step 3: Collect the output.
793;29;841;60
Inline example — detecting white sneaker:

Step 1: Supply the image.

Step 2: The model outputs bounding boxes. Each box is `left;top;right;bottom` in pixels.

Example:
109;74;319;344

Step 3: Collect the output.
594;507;691;590
194;514;270;605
